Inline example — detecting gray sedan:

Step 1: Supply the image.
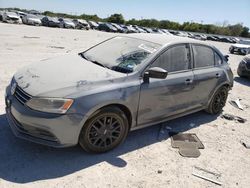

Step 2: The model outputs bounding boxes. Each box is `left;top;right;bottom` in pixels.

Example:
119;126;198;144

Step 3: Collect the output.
5;34;233;153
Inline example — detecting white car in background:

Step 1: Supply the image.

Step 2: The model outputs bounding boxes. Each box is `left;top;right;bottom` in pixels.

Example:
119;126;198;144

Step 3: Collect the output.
229;40;250;55
2;11;22;24
22;14;42;26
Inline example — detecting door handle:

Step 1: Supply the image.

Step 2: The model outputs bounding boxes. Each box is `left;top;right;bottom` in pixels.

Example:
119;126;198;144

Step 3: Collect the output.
216;73;221;78
185;79;193;85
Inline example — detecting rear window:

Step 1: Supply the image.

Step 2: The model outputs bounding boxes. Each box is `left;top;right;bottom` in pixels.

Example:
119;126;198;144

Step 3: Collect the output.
215;52;222;65
193;45;214;68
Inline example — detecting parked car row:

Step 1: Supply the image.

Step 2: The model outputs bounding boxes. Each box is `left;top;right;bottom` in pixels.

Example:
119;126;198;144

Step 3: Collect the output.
1;10;249;55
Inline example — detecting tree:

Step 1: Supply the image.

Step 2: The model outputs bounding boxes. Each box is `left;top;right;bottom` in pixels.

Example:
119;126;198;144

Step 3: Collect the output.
107;14;125;24
240;27;250;37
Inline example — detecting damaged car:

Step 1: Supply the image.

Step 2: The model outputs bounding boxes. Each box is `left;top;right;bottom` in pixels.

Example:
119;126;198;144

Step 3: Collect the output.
229;40;250;55
2;11;22;24
5;34;233;153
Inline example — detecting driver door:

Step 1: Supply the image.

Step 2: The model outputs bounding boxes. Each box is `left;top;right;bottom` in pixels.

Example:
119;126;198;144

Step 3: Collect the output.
137;44;200;126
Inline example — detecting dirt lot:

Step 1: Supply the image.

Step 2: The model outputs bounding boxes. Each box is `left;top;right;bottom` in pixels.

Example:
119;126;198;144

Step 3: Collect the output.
0;23;250;188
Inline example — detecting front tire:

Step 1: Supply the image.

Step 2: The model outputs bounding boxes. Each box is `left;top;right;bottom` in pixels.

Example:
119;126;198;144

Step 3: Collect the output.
206;86;228;114
79;107;129;153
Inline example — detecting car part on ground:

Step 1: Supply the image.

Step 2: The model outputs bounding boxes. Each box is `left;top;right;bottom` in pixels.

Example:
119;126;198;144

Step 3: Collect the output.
5;34;233;153
170;132;204;158
221;113;247;123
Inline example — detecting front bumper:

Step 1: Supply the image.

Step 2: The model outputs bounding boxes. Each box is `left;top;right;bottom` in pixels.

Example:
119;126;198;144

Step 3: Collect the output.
5;87;84;148
237;64;250;77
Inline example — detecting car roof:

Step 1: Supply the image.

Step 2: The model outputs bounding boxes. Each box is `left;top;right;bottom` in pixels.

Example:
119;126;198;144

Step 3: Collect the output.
126;33;208;46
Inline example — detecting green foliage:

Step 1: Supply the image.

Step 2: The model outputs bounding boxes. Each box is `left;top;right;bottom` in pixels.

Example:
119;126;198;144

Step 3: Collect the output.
0;7;249;37
240;27;249;37
106;14;125;24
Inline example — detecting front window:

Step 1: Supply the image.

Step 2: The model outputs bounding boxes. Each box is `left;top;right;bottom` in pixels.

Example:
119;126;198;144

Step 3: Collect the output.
151;44;191;72
27;14;38;19
82;37;161;73
64;19;72;23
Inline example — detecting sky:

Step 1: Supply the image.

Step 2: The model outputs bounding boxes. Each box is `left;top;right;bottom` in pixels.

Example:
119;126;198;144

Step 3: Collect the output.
1;0;250;27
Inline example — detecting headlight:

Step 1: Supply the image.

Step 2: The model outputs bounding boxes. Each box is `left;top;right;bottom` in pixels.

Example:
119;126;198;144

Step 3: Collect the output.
26;98;73;114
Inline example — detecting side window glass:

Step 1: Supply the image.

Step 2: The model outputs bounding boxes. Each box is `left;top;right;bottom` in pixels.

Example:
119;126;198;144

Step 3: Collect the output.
214;52;222;65
193;45;215;68
152;45;190;72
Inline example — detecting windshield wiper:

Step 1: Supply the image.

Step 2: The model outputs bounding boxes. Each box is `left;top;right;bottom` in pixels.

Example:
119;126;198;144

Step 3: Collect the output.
79;53;110;69
90;60;110;69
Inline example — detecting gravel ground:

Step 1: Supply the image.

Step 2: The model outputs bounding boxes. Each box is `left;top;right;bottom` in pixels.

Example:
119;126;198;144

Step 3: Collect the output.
0;23;250;188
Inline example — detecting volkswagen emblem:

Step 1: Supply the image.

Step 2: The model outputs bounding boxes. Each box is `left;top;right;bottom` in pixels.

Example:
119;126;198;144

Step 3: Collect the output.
11;83;17;95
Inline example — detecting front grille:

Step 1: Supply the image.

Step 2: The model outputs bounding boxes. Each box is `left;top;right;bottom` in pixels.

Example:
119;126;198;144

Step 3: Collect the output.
14;86;32;105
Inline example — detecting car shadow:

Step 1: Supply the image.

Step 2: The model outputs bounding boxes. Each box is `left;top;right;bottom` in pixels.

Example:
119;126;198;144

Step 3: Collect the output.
0;111;218;183
234;76;250;87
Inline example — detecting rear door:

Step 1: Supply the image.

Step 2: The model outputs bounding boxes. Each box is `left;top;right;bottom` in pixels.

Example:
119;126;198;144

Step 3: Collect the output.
191;44;224;105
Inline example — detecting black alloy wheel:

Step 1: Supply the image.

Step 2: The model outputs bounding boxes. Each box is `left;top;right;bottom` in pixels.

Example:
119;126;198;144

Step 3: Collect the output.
206;86;228;114
79;107;129;153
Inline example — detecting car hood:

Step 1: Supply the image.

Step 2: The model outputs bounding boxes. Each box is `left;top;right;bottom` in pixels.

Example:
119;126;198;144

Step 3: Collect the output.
64;21;75;25
232;44;250;48
14;54;126;98
7;15;19;19
28;18;41;23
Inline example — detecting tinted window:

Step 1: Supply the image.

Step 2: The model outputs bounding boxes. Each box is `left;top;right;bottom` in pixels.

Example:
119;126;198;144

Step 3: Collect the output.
193;45;214;68
151;45;190;72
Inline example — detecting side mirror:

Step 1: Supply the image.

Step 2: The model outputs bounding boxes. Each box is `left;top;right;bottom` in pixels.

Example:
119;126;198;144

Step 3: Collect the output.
224;55;229;62
144;67;168;82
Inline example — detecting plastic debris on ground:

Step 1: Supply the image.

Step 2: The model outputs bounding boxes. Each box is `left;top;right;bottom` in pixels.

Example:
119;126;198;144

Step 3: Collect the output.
192;166;222;186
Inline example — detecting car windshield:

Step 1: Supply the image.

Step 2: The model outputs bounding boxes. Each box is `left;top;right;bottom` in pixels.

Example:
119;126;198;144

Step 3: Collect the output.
51;17;58;22
7;12;17;16
64;19;72;23
82;37;161;73
27;14;38;19
239;40;250;45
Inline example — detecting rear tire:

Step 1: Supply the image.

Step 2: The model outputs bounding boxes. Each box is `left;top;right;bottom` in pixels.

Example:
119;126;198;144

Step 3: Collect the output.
79;107;129;153
206;86;228;114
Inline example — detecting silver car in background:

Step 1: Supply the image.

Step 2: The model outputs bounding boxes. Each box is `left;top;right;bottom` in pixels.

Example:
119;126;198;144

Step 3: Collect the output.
5;34;233;153
58;18;75;29
22;14;42;26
